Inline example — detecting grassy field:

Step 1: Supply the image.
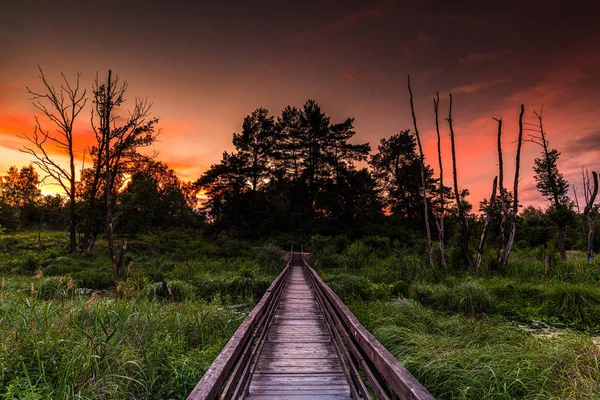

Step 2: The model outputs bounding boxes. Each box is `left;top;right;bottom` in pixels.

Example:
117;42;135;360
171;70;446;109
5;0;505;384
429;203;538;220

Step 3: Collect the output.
1;231;600;399
0;231;282;399
311;236;600;399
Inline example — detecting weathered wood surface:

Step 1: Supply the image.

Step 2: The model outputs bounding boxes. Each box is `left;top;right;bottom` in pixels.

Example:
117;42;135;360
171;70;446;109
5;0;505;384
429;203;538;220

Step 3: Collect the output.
187;261;290;400
304;256;435;400
188;252;435;400
245;254;352;399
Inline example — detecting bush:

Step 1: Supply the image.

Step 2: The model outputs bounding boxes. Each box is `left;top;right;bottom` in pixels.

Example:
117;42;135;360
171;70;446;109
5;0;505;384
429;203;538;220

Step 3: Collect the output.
409;283;452;311
72;269;114;290
36;276;76;300
344;240;373;270
391;279;409;297
146;279;197;302
542;284;600;325
452;282;493;315
325;274;390;302
193;275;271;303
20;251;41;274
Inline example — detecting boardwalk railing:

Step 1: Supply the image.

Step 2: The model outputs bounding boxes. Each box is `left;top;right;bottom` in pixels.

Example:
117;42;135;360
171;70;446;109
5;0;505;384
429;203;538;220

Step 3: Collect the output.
188;251;434;399
301;254;434;400
187;255;291;400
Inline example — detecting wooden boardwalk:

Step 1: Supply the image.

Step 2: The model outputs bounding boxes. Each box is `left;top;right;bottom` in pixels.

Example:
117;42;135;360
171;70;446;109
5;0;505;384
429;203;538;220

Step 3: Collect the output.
246;256;352;398
188;252;434;400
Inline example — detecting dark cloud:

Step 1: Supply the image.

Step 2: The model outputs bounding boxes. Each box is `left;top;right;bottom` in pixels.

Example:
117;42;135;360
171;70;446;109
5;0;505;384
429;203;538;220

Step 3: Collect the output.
564;129;600;154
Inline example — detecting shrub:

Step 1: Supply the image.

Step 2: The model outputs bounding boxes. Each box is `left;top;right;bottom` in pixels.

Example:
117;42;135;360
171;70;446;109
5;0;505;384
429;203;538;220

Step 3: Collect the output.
344;240;373;270
237;263;259;278
391;279;409;297
451;282;493;315
542;284;600;325
36;276;76;300
20;251;41;274
325;274;390;302
409;283;452;311
193;275;271;303
146;279;197;302
72;269;114;290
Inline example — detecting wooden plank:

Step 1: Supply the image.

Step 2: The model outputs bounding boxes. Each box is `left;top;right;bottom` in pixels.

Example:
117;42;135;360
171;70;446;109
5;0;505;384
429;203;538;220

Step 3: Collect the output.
245;395;351;400
303;257;435;400
245;259;352;398
186;261;290;400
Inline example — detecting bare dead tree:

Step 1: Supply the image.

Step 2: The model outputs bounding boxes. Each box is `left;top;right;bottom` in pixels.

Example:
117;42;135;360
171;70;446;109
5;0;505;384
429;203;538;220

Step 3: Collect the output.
582;168;598;263
501;105;525;268
526;107;571;261
477;176;498;274
79;73;109;252
494;117;509;263
571;183;581;214
408;75;435;269
446;93;474;271
20;65;87;254
93;70;159;279
433;92;447;268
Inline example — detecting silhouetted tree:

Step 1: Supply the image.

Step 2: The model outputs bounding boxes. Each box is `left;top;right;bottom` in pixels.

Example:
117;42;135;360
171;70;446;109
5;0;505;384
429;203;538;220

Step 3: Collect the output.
93;70;159;278
581;168;598;262
0;166;42;226
21;65;87;253
433;92;447;268
529;108;573;261
494;118;509;262
476;176;497;273
370;130;436;221
233;108;276;191
117;162;197;235
501;105;525;268
446;93;474;271
408;75;435;269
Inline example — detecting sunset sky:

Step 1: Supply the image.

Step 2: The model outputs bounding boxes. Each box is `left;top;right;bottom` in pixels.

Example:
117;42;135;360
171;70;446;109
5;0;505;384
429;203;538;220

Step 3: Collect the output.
1;0;599;210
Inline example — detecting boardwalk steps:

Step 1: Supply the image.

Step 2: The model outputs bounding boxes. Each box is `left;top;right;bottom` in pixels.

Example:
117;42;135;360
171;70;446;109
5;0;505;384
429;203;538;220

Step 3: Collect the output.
187;253;434;400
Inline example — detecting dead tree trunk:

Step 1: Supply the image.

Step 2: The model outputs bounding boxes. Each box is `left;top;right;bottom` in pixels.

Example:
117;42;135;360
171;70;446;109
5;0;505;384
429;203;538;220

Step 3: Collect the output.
583;169;598;263
408;75;435;270
103;70;119;278
94;70;158;280
433;92;447;268
21;66;87;254
446;93;474;271
501;105;525;268
477;176;498;274
532;109;568;261
495;118;509;263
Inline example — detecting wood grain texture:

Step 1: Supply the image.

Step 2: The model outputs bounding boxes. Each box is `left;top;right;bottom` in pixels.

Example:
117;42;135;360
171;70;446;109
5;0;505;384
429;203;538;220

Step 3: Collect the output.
245;256;352;399
187;252;435;400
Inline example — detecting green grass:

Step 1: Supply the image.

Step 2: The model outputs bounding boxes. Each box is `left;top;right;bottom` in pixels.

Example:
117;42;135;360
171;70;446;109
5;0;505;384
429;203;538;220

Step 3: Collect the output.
2;230;600;399
0;292;244;399
310;237;600;398
350;300;600;399
0;230;284;399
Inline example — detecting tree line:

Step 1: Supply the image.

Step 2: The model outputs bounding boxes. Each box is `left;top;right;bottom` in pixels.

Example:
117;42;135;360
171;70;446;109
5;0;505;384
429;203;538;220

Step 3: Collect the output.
2;68;599;279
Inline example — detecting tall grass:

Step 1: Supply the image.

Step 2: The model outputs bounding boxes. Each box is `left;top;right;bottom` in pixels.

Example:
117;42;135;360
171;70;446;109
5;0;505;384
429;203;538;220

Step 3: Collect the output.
0;292;244;399
350;300;600;399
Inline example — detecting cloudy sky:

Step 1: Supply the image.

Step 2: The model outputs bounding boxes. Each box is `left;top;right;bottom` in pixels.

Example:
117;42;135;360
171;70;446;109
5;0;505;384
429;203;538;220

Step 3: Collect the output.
1;0;599;209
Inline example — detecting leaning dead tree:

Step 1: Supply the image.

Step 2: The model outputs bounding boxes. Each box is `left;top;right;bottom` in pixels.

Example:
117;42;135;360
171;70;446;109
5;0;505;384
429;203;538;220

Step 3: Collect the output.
446;93;474;271
408;75;435;269
433;92;447;268
582;168;598;263
93;70;159;279
500;105;524;268
476;176;498;273
20;65;87;254
494;118;509;263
